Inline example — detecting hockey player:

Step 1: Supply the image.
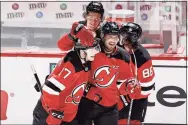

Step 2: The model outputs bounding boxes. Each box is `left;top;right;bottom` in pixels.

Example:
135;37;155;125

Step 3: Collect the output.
118;22;155;125
32;28;101;125
37;4;103;87
58;1;104;52
76;22;139;125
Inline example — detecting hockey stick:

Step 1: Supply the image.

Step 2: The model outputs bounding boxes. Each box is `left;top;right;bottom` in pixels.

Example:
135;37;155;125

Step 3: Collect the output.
31;64;43;95
127;49;138;125
30;64;50;113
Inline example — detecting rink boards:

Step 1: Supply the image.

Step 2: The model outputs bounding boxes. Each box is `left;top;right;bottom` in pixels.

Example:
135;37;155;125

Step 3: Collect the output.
0;54;187;124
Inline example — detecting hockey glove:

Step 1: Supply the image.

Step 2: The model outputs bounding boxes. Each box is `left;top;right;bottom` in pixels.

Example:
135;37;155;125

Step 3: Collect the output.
70;22;94;45
46;110;64;125
125;78;141;99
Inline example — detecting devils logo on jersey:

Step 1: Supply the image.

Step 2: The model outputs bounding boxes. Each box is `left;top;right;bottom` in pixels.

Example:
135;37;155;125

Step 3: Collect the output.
65;83;86;105
93;65;119;88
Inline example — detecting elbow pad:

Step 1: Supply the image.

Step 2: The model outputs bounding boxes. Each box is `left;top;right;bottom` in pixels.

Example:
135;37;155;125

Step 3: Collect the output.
57;34;74;51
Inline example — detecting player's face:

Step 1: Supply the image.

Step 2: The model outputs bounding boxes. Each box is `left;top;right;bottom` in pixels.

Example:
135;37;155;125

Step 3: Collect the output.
86;12;101;31
85;47;100;61
103;34;119;52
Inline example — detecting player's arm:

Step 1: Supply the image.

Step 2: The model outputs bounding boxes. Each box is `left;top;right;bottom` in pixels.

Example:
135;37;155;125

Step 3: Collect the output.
117;60;135;95
136;59;155;99
57;34;75;52
57;21;81;52
123;59;155;100
117;59;148;100
42;59;75;125
58;22;94;51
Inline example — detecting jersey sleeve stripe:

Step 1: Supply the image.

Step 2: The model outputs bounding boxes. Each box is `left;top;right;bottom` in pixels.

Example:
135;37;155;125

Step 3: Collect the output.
48;77;66;91
141;88;154;95
139;78;155;87
141;82;155;91
45;81;61;93
140;80;155;96
42;84;59;95
117;79;127;83
117;82;124;89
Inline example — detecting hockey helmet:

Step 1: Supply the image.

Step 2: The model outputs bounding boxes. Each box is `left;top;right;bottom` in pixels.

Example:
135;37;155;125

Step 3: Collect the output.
120;22;142;45
101;21;120;37
86;1;104;18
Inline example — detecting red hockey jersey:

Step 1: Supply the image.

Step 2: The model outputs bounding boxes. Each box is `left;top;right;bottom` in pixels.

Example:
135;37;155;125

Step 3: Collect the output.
85;47;134;107
41;51;90;122
118;45;155;110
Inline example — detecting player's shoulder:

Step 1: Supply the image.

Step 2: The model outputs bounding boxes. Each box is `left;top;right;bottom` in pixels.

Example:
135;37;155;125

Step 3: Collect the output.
114;46;130;63
63;51;88;72
132;44;151;68
136;44;151;60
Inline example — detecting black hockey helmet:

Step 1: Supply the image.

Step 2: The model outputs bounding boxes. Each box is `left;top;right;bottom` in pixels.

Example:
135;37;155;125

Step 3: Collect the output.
86;1;104;18
101;21;120;37
120;22;142;46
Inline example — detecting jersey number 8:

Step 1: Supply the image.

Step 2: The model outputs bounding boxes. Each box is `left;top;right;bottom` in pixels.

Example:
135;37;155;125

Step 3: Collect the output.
142;66;153;78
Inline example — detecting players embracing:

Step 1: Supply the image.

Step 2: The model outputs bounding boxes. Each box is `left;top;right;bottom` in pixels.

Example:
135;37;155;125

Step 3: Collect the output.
32;1;155;125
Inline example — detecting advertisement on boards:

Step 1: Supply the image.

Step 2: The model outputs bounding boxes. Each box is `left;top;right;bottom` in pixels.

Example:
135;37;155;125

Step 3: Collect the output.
4;3;25;20
137;2;182;31
1;1;111;28
138;2;160;31
1;2;88;28
28;2;47;10
28;2;47;19
160;1;181;27
145;65;187;124
55;3;74;19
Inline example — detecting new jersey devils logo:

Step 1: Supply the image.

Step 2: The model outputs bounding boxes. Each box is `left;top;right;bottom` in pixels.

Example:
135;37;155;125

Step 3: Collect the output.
93;66;119;88
65;83;86;105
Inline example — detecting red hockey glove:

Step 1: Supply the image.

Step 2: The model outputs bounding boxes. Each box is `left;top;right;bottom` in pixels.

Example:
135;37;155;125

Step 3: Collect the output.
70;22;84;37
70;22;94;45
125;78;141;99
46;110;64;125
